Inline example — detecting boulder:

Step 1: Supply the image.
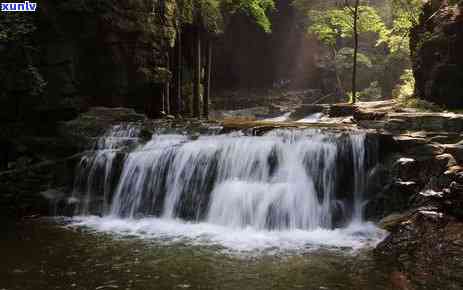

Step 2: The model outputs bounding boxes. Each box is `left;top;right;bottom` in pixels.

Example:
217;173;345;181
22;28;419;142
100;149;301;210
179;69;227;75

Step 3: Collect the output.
365;180;419;221
59;107;146;150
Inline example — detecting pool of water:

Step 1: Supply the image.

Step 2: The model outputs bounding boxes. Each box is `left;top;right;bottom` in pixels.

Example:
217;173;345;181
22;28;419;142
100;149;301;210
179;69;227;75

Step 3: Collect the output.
0;218;396;290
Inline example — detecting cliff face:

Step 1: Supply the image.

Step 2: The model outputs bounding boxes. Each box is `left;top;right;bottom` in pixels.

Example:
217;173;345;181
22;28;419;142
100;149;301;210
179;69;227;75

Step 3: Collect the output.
0;0;177;175
1;0;177;123
39;0;177;114
410;0;463;108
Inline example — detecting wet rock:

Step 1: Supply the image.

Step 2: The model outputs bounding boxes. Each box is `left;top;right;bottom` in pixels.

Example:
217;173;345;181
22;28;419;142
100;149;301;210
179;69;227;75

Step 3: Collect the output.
407;143;445;157
291;104;328;120
328;104;356;117
389;271;414;290
444;143;463;164
365;180;419;221
353;107;387;121
393;136;427;152
435;153;457;168
375;211;463;290
378;212;412;231
444;166;463;183
0;154;82;218
383;113;463;132
59;107;146;150
429;133;463;144
410;190;445;209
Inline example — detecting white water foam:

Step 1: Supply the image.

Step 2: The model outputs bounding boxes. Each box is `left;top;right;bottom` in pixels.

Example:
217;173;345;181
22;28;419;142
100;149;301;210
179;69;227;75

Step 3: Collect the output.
262;112;292;122
69;216;386;253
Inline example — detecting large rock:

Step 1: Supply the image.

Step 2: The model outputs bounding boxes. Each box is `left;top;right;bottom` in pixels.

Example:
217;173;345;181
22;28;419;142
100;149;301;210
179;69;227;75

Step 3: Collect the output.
410;1;463;108
358;112;463;133
0;154;83;218
59;107;146;150
386;113;463;132
365;180;419;220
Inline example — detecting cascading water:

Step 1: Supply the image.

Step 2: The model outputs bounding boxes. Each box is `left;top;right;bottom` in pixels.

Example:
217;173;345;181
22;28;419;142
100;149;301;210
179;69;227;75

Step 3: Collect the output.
69;126;384;251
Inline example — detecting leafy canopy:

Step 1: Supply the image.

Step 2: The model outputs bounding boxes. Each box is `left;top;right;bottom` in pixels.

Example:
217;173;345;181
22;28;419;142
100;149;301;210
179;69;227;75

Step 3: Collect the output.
387;0;423;53
304;5;388;49
177;0;275;33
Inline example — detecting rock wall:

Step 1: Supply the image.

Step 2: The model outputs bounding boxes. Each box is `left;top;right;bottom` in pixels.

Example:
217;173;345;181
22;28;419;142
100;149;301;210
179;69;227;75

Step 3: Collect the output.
0;154;81;218
410;0;463;108
371;138;463;289
0;0;177;123
0;0;177;175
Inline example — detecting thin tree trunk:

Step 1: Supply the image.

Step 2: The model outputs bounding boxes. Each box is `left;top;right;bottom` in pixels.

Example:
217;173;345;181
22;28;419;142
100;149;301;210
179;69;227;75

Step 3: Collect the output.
352;0;360;104
331;47;345;102
165;52;171;115
176;29;182;115
161;85;165;114
169;46;177;114
203;39;212;119
170;29;182;115
193;28;202;118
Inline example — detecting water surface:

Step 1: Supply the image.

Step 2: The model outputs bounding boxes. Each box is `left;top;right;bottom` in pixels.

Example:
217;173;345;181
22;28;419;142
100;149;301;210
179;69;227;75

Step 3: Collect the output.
0;218;394;290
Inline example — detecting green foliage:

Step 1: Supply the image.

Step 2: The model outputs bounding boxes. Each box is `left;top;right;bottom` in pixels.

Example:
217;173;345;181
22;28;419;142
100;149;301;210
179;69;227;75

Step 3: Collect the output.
392;69;415;100
303;5;388;49
177;0;275;33
177;0;223;32
222;0;275;33
391;68;441;112
335;47;372;71
0;13;46;99
294;0;425;100
0;13;36;42
385;0;423;53
358;81;382;101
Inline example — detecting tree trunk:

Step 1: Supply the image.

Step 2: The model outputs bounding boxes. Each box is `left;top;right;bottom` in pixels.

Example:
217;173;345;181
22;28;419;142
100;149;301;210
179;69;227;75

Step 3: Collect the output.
331;47;345;102
203;39;212;119
165;52;171;115
193;28;202;118
170;29;182;115
351;0;360;104
176;29;182;115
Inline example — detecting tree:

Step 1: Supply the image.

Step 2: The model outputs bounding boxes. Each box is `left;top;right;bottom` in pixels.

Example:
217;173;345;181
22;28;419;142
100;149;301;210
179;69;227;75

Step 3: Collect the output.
297;2;387;101
175;0;275;118
351;0;360;104
0;13;46;120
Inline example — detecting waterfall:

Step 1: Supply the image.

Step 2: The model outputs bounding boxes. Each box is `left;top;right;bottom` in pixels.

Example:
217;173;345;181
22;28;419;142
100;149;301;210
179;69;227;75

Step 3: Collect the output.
70;127;373;233
351;134;367;222
71;124;140;215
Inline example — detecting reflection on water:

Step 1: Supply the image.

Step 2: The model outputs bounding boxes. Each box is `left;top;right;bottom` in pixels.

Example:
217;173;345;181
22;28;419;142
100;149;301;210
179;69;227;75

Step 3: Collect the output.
0;218;394;290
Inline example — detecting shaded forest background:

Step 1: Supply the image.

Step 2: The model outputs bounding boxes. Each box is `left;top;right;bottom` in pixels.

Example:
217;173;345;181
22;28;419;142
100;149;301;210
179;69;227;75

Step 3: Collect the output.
0;0;462;122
